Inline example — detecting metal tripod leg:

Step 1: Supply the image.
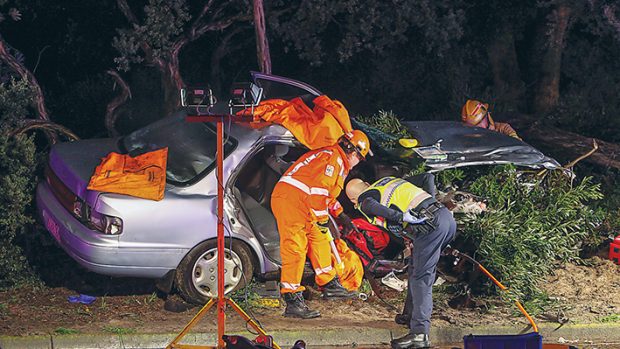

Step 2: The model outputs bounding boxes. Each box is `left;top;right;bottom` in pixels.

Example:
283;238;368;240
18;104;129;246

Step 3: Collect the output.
226;298;282;349
166;297;281;349
167;298;216;349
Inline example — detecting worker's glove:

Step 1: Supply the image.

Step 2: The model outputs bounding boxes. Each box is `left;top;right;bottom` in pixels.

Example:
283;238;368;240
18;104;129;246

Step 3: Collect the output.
403;211;428;225
317;219;331;235
336;212;358;238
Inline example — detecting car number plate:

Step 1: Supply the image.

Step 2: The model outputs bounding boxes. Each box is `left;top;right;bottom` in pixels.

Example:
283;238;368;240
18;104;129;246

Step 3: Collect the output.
42;210;61;243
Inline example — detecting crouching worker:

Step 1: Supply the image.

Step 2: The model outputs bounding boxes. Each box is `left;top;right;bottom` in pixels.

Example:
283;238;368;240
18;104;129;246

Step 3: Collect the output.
345;177;456;349
271;130;372;319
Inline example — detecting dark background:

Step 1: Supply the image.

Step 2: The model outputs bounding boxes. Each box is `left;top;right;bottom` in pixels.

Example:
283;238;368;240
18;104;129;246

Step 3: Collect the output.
2;0;619;142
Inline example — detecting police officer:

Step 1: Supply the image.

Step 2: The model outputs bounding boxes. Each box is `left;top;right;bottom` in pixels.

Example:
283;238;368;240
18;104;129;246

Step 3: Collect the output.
345;176;456;349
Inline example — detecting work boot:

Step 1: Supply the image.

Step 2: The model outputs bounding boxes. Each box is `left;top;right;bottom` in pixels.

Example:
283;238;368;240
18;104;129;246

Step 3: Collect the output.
321;276;357;299
282;292;321;319
390;333;430;349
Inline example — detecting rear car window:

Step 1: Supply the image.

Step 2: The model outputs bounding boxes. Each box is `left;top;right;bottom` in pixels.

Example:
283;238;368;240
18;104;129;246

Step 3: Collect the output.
122;111;237;185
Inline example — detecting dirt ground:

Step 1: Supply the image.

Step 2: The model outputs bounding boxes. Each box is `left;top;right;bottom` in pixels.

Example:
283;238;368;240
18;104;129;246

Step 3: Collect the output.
1;257;619;337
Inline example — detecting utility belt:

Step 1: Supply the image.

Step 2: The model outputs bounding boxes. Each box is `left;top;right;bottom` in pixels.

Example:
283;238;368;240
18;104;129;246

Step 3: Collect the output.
404;200;444;237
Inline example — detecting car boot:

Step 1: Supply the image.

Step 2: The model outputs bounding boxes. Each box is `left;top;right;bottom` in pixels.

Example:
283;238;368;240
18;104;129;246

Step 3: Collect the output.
282;292;321;319
321;276;357;299
390;333;430;349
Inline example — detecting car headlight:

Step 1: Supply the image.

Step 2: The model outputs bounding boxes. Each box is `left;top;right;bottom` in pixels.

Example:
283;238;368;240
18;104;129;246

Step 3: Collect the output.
89;210;123;235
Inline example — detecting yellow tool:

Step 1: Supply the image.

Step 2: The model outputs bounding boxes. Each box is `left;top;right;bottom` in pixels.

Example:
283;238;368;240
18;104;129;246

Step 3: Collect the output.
399;138;419;148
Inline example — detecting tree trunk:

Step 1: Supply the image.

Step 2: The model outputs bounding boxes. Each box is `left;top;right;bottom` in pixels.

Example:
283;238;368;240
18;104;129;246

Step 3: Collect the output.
486;24;525;110
253;0;272;74
532;4;572;115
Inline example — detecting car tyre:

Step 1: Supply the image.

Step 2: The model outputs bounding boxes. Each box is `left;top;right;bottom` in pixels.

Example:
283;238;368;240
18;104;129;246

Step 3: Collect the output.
175;239;254;304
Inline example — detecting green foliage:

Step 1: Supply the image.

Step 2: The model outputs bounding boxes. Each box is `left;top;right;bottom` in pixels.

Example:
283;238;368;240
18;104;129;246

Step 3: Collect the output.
356;110;412;148
271;0;466;64
54;327;80;335
435;168;466;189
113;0;191;71
103;326;136;335
0;78;38;288
600;314;620;323
459;166;604;303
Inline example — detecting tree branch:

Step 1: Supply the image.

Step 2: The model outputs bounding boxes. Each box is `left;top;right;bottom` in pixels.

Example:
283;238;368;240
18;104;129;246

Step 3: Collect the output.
0;35;50;122
504;113;620;170
10;119;79;142
105;70;132;137
194;14;252;38
116;0;139;25
603;5;620;39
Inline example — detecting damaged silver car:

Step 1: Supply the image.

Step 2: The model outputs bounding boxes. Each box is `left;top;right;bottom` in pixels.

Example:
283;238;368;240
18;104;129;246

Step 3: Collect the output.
36;72;559;304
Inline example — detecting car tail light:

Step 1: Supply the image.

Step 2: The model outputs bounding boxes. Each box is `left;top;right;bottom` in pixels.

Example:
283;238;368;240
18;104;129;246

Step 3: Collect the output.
89;210;123;235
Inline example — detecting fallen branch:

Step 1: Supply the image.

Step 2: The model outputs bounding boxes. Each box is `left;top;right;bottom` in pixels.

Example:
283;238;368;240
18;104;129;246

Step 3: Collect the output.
10;119;79;141
502;112;620;170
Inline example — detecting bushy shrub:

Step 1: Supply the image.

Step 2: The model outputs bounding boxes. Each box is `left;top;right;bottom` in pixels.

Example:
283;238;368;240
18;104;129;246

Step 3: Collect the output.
460;166;604;303
358;111;607;309
0;79;38;288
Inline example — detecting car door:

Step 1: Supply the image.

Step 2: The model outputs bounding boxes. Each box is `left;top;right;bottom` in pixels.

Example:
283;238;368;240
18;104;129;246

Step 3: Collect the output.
251;71;322;101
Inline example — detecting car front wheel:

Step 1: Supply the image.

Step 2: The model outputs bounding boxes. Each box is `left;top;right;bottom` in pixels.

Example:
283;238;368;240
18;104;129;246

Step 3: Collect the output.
175;239;254;304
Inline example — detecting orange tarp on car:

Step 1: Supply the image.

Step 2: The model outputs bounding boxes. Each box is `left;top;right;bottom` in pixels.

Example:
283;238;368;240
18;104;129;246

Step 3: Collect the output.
87;148;168;201
333;239;364;291
250;95;353;149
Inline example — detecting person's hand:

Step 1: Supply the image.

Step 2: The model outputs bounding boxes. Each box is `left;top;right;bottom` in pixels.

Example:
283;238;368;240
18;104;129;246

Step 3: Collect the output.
337;212;358;237
403;211;428;224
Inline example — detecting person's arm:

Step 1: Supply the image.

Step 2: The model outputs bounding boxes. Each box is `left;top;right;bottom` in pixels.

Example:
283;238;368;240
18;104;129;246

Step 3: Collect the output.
359;196;403;224
495;122;522;140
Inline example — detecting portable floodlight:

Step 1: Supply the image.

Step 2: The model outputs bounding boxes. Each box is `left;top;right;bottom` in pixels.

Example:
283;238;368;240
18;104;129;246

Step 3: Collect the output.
169;83;277;349
228;82;263;115
180;86;216;115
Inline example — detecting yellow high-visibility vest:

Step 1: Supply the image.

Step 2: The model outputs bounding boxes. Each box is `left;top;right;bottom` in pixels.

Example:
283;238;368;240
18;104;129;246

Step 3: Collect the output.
357;176;426;228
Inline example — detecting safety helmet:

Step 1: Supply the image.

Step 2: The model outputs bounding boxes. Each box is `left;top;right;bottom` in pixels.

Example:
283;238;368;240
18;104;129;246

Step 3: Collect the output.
461;100;489;126
345;178;370;203
345;130;373;159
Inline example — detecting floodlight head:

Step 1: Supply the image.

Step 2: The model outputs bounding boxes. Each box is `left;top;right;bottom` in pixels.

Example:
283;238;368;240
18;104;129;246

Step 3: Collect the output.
229;82;263;108
180;86;216;107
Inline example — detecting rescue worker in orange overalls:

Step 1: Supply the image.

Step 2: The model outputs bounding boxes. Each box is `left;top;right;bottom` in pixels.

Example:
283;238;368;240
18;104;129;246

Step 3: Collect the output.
271;130;372;318
461;99;522;140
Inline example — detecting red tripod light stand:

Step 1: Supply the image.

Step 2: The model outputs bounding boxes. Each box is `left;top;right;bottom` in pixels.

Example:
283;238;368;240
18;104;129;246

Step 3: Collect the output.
166;114;279;349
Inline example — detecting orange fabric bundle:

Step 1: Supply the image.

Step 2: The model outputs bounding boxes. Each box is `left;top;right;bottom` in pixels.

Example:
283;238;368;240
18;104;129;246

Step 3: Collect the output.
87;148;168;201
333;239;364;291
251;95;353;150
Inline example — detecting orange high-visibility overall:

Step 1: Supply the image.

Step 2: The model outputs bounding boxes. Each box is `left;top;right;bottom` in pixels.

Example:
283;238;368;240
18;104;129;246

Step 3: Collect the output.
271;144;349;294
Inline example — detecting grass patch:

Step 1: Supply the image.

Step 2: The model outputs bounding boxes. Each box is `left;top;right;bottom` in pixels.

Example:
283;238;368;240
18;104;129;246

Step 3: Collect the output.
103;326;136;335
600;314;620;323
54;327;80;335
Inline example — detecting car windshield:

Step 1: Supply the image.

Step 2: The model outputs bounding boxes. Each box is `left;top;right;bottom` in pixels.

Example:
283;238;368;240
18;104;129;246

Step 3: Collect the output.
122;111;236;185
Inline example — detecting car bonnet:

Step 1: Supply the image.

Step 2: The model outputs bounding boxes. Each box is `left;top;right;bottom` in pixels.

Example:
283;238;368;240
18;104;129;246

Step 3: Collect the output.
356;120;561;171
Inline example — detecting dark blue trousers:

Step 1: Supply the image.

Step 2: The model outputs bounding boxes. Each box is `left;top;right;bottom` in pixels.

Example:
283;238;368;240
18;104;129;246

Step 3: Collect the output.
407;206;456;334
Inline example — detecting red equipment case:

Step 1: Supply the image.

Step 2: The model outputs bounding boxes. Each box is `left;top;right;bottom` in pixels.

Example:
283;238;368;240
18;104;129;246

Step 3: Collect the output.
610;235;620;265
